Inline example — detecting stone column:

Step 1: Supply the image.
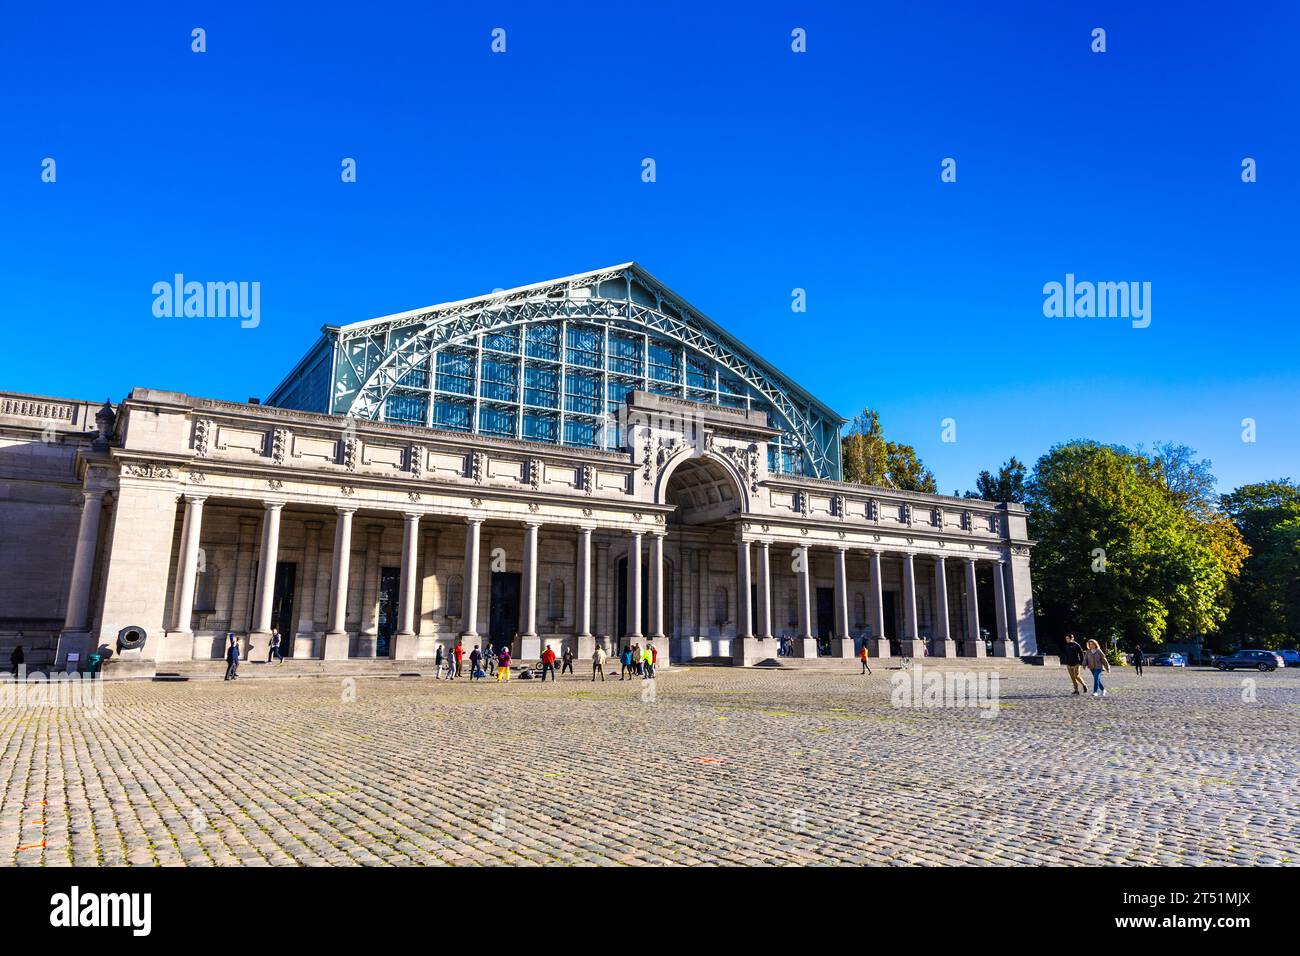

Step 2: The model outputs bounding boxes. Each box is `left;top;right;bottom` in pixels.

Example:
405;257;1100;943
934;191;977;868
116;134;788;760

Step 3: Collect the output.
963;556;985;657
356;523;384;657
930;554;956;657
755;540;773;640
460;518;483;642
898;551;926;657
418;528;440;637
322;507;355;660
866;548;889;658
54;489;106;669
991;559;1014;657
248;501;283;661
731;534;763;666
830;545;853;658
626;531;643;641
792;544;818;658
519;520;541;659
293;520;323;658
169;494;205;635
575;526;595;660
392;511;421;660
648;531;666;641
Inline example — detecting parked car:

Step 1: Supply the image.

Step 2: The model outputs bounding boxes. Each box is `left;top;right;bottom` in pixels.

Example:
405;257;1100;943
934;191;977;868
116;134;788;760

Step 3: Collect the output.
1215;649;1285;672
1277;649;1300;668
1150;653;1187;667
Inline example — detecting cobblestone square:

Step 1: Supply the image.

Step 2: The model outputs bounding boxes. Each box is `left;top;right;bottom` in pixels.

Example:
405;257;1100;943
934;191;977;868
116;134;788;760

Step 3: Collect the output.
2;664;1297;866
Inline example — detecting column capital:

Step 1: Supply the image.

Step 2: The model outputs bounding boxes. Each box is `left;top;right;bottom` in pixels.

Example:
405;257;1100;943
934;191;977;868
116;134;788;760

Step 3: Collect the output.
402;511;422;521
82;488;107;502
465;515;484;526
182;492;208;505
262;500;285;512
334;505;356;516
648;528;667;539
522;518;544;529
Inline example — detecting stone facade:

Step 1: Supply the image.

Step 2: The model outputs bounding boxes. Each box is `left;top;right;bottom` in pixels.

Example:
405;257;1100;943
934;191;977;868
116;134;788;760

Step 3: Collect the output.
0;387;1038;673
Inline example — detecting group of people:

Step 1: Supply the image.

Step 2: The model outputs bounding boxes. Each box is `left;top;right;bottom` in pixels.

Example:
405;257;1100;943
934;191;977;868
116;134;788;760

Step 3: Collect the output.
617;642;657;679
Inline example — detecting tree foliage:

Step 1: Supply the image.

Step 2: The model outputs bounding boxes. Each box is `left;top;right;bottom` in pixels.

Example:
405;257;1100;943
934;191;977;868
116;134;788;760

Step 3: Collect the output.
1219;479;1300;649
964;457;1028;503
841;407;937;493
1025;441;1246;649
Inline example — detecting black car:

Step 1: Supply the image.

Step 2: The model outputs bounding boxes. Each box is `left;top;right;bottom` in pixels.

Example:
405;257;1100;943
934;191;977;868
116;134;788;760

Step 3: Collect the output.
1215;649;1284;672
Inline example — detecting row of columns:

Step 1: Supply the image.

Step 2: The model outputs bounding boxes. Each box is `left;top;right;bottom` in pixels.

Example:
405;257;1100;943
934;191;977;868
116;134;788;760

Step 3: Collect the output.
732;539;1013;657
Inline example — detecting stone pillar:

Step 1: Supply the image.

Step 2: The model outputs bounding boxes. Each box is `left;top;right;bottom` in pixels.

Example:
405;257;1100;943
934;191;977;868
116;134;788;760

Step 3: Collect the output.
54;489;106;669
161;493;206;662
519;520;541;659
626;531;643;641
756;540;773;640
596;539;611;647
418;528;440;637
830;545;854;658
963;557;985;657
792;544;818;658
732;534;766;666
866;549;889;658
930;554;956;657
248;501;283;661
460;518;483;642
898;551;926;657
355;523;384;657
293;520;323;658
322;507;354;660
575;526;595;660
1005;547;1039;656
648;531;666;641
991;559;1015;657
392;512;421;660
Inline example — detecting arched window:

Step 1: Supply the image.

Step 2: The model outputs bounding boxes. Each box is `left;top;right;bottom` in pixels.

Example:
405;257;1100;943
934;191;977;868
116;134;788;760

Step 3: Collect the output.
853;593;866;629
446;574;463;618
548;578;565;623
713;586;729;625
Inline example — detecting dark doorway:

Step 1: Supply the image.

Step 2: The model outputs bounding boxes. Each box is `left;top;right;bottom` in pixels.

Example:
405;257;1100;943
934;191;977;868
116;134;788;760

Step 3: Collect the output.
815;587;835;639
489;571;521;653
376;566;400;658
270;562;296;650
615;557;671;641
883;589;900;655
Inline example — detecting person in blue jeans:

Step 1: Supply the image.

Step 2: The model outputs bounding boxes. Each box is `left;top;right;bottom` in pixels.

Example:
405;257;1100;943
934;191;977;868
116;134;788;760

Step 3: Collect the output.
1084;639;1110;697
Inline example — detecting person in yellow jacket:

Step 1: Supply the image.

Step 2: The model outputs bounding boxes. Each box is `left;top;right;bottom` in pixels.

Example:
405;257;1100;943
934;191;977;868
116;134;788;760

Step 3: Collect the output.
642;644;655;679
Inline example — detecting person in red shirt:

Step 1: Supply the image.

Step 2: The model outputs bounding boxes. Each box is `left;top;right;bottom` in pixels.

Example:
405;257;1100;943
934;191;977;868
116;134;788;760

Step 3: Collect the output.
452;639;465;678
539;644;557;682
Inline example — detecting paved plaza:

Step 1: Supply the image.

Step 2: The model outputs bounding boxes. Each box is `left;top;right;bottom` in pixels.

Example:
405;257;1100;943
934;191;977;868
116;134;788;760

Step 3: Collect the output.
2;664;1297;866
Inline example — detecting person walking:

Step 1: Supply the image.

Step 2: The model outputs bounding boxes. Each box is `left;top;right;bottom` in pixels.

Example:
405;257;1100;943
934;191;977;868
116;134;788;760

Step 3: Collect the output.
539;644;557;682
496;645;512;682
452;639;465;679
1131;644;1145;676
268;628;284;664
224;635;240;681
592;644;607;681
859;640;872;675
434;644;447;680
9;643;23;678
485;647;498;677
620;645;633;680
1062;634;1088;695
560;645;574;675
1085;639;1110;697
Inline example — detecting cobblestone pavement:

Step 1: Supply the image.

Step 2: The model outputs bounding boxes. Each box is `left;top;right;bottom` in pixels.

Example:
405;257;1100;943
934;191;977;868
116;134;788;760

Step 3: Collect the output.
2;664;1297;866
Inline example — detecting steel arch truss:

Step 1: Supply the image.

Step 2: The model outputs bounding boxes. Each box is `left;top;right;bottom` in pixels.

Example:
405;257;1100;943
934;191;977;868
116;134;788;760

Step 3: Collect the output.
337;266;838;478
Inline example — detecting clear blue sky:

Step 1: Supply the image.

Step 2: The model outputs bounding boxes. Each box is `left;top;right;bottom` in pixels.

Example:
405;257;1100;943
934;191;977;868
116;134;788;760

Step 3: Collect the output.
3;1;1296;496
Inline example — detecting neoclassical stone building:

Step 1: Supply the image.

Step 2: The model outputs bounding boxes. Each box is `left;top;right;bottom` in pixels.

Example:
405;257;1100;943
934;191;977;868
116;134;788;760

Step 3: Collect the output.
0;264;1037;672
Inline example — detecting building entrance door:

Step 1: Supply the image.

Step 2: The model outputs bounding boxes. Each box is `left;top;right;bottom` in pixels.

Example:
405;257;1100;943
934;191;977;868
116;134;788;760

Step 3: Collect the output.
270;562;296;655
489;571;521;653
883;589;900;656
376;566;400;658
815;586;835;644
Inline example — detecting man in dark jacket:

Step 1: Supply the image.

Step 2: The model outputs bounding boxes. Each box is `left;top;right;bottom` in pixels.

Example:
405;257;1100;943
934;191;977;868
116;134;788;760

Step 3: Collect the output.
1131;644;1145;676
9;643;23;678
1062;634;1087;695
224;634;241;681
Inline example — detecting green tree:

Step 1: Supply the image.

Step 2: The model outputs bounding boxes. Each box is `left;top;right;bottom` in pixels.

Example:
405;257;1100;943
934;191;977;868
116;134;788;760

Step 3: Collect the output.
1025;441;1244;650
840;407;936;493
965;456;1028;503
1219;479;1300;649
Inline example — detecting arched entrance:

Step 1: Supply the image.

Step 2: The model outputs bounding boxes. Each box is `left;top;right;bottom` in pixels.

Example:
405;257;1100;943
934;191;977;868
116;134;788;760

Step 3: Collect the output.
661;455;744;525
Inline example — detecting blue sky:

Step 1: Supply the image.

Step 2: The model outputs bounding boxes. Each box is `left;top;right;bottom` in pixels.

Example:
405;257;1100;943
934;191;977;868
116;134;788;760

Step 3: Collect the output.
2;1;1296;495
